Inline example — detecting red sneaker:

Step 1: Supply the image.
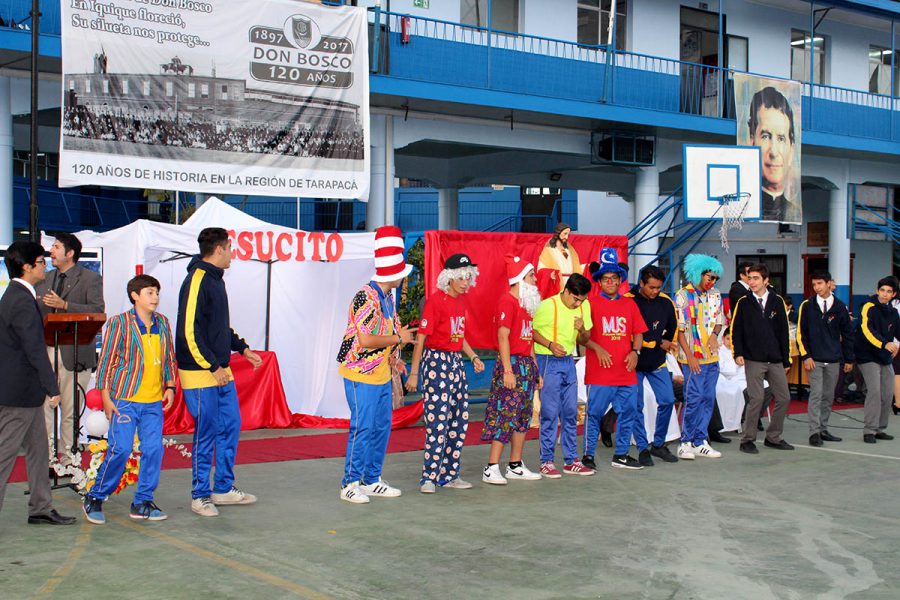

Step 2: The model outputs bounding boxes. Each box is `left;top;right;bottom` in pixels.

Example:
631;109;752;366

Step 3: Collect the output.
563;461;595;476
539;462;562;479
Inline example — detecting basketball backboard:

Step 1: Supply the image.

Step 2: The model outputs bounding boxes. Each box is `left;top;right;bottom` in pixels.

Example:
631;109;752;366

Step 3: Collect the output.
682;145;762;221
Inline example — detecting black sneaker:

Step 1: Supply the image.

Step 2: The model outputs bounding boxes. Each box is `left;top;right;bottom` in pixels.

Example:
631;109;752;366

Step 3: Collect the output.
638;449;654;467
875;432;894;441
581;454;597;470
864;434;877;444
649;444;679;463
610;454;643;470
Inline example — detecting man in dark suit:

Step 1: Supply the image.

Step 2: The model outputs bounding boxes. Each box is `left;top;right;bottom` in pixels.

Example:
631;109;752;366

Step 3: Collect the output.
0;241;76;525
36;233;104;467
728;261;754;317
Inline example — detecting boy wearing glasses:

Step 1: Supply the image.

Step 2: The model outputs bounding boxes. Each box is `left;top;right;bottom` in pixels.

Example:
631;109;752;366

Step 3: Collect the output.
581;249;647;470
674;254;726;460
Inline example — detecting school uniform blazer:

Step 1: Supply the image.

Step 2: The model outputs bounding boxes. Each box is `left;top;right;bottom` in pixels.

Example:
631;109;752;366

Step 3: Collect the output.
796;296;855;364
95;311;177;400
36;264;105;371
0;281;60;407
730;293;791;368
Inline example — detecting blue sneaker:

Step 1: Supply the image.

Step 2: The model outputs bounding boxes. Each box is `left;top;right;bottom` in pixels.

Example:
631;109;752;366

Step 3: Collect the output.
129;501;168;521
82;496;105;525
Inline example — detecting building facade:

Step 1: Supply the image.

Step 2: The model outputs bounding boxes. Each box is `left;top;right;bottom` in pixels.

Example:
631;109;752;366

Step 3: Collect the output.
1;0;899;307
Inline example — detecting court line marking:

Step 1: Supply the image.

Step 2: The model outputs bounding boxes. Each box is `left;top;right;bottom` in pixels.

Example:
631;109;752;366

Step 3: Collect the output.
794;444;900;461
104;513;333;600
32;521;93;599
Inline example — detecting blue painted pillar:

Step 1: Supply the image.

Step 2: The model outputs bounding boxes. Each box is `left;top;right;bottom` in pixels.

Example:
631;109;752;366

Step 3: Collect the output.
367;114;394;230
0;76;12;245
829;181;851;304
631;166;660;274
437;188;459;231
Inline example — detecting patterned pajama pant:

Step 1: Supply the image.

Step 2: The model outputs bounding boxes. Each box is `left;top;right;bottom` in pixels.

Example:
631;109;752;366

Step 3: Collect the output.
420;349;469;486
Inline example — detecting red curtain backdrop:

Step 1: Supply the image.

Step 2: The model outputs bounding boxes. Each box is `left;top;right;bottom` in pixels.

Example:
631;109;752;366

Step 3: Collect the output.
163;351;424;434
424;231;628;350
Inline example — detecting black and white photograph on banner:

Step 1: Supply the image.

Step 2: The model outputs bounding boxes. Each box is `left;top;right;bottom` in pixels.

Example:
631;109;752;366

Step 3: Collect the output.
733;73;802;225
58;0;370;198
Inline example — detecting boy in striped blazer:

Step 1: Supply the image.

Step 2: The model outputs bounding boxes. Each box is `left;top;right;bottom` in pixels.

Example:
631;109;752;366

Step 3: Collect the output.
82;275;176;524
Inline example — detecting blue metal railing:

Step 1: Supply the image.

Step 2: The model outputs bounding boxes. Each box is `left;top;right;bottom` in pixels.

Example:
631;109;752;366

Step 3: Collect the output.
12;178;171;232
370;9;900;143
849;184;900;244
1;1;60;35
222;199;366;232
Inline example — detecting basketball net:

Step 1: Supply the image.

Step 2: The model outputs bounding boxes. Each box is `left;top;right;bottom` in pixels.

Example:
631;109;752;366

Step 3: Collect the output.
717;192;750;252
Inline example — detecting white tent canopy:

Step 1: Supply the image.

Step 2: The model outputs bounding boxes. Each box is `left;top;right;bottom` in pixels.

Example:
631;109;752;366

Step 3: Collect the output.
54;198;376;418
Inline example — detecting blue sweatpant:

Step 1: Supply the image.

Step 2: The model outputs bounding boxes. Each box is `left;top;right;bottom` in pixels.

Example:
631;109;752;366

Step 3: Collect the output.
536;355;579;464
681;362;719;446
342;378;392;487
88;400;164;504
634;367;677;449
584;384;638;457
183;382;241;500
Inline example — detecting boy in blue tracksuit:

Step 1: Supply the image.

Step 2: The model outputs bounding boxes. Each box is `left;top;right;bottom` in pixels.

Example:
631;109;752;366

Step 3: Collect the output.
627;266;680;465
854;276;900;443
176;228;262;517
796;270;855;447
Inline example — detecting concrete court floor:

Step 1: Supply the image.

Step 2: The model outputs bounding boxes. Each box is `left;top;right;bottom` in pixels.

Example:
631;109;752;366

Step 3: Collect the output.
2;406;900;600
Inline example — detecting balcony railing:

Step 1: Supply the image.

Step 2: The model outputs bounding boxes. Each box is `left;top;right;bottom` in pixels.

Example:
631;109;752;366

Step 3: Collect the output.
371;9;900;144
1;1;60;36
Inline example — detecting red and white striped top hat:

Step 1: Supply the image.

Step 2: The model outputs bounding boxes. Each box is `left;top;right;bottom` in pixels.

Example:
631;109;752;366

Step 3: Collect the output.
373;226;414;282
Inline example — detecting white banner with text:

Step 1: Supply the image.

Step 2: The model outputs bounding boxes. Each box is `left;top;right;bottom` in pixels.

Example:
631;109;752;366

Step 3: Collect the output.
59;0;370;199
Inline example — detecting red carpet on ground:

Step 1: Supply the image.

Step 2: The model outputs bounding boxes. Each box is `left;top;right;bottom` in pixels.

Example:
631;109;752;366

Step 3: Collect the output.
6;399;857;484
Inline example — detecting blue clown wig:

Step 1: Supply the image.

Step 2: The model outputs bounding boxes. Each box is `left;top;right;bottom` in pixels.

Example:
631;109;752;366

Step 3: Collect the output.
683;254;723;287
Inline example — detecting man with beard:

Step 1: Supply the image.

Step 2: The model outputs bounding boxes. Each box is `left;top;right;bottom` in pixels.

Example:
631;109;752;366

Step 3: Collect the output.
532;273;594;478
481;256;544;485
674;254;726;460
580;249;647;470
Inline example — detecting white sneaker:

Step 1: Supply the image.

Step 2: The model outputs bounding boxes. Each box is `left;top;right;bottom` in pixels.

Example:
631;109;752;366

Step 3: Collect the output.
693;440;723;458
191;497;219;517
340;481;370;504
505;462;542;481
420;481;436;494
482;464;508;485
360;478;402;498
211;486;257;505
677;442;696;460
442;478;473;489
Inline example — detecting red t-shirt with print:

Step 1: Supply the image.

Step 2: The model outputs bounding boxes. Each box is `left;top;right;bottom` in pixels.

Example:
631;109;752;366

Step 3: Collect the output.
419;291;467;352
495;293;534;357
584;294;648;386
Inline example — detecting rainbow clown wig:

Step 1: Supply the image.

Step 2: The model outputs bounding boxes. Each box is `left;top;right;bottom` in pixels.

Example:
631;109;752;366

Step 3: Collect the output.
682;254;723;287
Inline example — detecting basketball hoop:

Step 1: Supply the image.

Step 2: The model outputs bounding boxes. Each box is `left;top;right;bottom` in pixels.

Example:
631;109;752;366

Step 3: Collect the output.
715;191;751;252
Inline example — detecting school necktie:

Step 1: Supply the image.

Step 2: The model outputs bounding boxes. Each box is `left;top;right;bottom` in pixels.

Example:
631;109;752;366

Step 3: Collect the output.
54;272;67;296
758;297;764;311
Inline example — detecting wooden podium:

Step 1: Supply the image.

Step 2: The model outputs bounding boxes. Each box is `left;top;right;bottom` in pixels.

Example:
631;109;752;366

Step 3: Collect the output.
44;312;106;489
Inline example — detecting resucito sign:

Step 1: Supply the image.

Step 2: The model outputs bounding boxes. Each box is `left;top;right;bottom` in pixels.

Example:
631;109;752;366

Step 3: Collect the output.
228;229;345;263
